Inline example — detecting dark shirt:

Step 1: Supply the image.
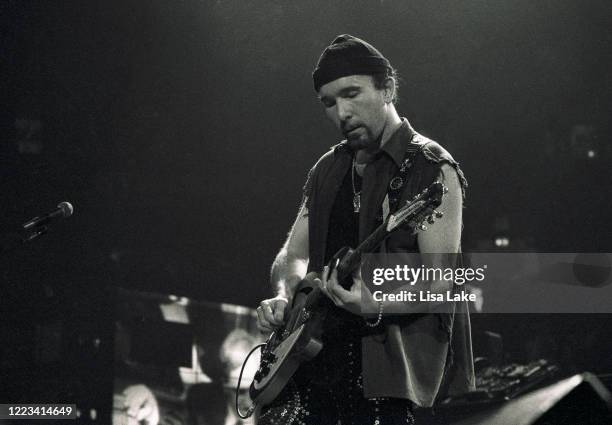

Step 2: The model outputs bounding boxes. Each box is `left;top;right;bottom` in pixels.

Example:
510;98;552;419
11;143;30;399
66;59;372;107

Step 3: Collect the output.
321;165;364;339
325;165;359;265
302;118;474;406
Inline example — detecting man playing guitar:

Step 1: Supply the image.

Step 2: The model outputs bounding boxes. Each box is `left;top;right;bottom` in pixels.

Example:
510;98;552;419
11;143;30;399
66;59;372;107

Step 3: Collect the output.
256;35;474;424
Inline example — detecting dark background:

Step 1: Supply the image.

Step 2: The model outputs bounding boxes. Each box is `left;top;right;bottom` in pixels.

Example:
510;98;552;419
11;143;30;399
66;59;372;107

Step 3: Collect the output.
1;0;611;420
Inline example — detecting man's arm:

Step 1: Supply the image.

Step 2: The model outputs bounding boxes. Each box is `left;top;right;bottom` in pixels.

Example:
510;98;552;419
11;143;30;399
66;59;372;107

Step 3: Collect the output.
416;163;462;286
257;202;309;331
378;162;463;313
270;202;309;300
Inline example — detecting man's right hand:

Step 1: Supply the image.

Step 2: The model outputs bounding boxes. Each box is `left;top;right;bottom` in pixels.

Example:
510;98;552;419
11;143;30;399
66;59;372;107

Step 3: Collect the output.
256;296;288;332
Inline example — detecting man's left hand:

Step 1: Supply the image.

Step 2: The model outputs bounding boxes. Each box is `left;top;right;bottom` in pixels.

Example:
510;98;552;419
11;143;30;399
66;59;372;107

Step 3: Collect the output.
317;262;377;316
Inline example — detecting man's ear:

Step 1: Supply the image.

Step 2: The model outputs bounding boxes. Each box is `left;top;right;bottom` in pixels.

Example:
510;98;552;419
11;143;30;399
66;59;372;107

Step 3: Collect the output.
383;77;396;104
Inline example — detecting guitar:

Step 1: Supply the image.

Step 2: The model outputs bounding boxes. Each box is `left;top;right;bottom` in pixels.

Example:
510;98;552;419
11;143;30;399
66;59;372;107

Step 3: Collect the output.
248;181;447;408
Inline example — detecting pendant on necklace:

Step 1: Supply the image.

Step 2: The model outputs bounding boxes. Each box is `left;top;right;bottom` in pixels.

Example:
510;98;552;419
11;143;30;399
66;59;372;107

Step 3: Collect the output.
353;193;361;213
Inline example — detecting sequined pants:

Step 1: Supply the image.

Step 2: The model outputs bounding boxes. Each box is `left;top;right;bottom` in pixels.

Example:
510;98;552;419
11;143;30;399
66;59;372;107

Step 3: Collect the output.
258;330;415;425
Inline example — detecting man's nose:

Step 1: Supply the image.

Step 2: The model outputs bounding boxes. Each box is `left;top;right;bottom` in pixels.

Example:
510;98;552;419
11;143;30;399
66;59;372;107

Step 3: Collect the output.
336;99;352;121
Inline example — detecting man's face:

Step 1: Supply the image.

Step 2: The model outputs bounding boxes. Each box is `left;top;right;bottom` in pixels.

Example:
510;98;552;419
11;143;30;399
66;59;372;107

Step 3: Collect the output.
318;75;388;150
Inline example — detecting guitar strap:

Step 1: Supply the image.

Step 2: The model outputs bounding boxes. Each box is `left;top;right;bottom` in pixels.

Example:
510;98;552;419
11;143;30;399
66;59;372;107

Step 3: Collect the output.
381;147;419;221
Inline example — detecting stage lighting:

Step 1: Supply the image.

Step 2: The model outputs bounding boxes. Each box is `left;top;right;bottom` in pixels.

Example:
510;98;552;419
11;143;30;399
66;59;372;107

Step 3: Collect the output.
494;237;510;248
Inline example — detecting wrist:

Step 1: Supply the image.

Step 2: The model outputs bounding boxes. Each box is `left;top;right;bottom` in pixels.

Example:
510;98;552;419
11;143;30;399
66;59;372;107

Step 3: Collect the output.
272;293;290;307
360;293;379;317
364;299;384;327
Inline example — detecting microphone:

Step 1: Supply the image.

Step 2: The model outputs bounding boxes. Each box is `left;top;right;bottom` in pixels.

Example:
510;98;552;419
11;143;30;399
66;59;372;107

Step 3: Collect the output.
23;201;74;230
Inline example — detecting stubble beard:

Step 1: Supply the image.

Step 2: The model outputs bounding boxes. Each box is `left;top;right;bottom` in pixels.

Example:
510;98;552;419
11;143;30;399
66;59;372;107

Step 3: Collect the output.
346;128;382;154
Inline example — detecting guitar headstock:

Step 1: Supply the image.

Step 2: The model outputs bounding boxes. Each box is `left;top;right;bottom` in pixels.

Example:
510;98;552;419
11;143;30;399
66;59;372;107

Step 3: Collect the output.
386;181;446;233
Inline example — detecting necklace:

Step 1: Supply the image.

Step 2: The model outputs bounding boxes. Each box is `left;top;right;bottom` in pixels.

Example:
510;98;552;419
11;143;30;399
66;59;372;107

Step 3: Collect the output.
351;156;361;213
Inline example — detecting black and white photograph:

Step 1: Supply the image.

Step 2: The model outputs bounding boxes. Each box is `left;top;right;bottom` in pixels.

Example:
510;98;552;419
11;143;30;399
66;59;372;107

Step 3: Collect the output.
2;1;612;424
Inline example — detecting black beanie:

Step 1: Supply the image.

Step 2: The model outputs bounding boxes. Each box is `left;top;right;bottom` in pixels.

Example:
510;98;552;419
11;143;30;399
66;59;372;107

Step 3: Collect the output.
312;34;392;92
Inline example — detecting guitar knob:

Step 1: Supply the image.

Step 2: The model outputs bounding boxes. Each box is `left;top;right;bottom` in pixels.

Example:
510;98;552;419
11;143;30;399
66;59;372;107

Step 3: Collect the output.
443;186;449;194
427;216;435;224
434;210;444;218
419;224;428;231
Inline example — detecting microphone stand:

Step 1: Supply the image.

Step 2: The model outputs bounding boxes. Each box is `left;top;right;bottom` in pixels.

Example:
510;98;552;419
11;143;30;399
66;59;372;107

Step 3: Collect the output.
0;226;49;254
23;226;48;242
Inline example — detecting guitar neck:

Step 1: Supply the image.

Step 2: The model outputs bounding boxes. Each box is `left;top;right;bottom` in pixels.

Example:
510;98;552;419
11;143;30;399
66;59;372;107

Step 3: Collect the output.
336;221;391;281
333;181;444;283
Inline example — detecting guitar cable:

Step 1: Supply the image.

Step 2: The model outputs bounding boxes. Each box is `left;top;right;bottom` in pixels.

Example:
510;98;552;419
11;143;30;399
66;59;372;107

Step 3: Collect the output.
235;342;266;419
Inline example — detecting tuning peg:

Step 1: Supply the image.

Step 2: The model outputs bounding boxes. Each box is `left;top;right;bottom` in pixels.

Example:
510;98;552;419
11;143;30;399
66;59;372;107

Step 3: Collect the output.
419;224;428;231
434;210;443;218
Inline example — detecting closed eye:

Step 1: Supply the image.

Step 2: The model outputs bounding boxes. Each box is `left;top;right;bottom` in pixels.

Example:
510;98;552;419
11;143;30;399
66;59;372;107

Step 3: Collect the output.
319;86;361;107
321;98;335;108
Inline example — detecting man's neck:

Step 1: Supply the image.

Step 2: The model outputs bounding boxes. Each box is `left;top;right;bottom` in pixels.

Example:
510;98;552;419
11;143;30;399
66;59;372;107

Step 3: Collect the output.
355;109;402;164
380;110;403;148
